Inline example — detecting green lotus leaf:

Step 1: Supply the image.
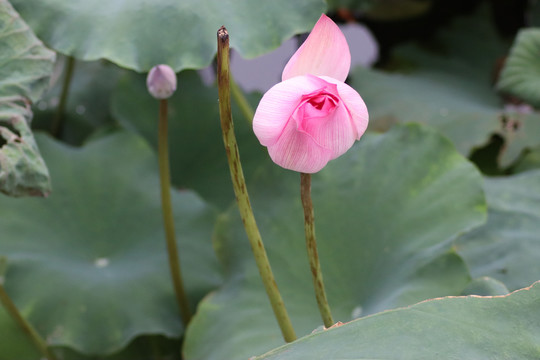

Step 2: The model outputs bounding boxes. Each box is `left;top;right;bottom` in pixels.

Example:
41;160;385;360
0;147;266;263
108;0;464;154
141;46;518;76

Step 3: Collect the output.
0;0;55;197
497;28;540;107
456;170;540;291
0;131;221;355
183;124;486;360
11;0;326;72
255;281;540;359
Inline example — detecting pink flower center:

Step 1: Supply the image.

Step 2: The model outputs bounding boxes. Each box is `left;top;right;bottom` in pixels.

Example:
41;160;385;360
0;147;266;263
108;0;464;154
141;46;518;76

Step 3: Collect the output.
294;88;340;135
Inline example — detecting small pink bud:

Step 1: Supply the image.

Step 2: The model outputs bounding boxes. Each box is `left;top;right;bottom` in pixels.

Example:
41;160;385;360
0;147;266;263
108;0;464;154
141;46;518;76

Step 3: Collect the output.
146;65;177;99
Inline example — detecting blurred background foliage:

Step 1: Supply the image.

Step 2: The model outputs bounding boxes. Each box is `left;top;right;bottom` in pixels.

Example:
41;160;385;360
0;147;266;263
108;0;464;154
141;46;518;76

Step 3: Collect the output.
1;0;540;359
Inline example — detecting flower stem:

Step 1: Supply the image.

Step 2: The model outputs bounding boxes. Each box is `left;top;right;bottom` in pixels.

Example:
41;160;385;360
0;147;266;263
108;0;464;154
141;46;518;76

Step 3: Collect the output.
0;258;58;360
51;56;75;138
230;75;255;123
300;173;334;328
217;26;296;343
158;99;192;325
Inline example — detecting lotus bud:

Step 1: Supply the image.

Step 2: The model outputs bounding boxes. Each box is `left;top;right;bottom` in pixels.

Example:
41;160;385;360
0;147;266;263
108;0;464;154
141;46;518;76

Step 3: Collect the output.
146;64;177;99
252;15;369;173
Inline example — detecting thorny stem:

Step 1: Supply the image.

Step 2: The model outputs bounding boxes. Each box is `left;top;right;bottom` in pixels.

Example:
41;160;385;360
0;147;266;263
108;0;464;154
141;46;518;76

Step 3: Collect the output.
230;75;255;123
52;56;75;138
158;99;192;325
217;26;297;343
0;257;58;360
300;173;334;328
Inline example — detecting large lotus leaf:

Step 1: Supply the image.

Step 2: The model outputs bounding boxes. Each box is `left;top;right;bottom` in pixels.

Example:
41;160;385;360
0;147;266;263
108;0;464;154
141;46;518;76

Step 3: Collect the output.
255;281;540;360
0;131;222;355
497;28;540;107
456;170;540;291
111;70;266;208
10;0;325;72
183;124;486;360
32;58;125;146
351;6;511;159
0;0;55;197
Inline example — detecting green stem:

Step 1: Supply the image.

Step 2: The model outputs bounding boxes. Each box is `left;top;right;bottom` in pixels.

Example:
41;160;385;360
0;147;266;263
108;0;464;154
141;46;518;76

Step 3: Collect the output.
0;258;58;360
217;26;296;343
230;75;255;123
300;173;334;328
158;99;192;325
51;56;75;138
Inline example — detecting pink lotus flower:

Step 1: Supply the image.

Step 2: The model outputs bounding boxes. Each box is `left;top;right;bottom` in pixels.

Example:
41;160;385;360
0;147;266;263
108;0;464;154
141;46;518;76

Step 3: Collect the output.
253;14;369;173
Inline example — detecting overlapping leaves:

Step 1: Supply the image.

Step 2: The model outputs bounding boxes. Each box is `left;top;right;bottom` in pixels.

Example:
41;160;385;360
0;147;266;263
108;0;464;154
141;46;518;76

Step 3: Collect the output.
457;170;540;291
256;282;540;359
1;3;538;360
184;124;486;360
